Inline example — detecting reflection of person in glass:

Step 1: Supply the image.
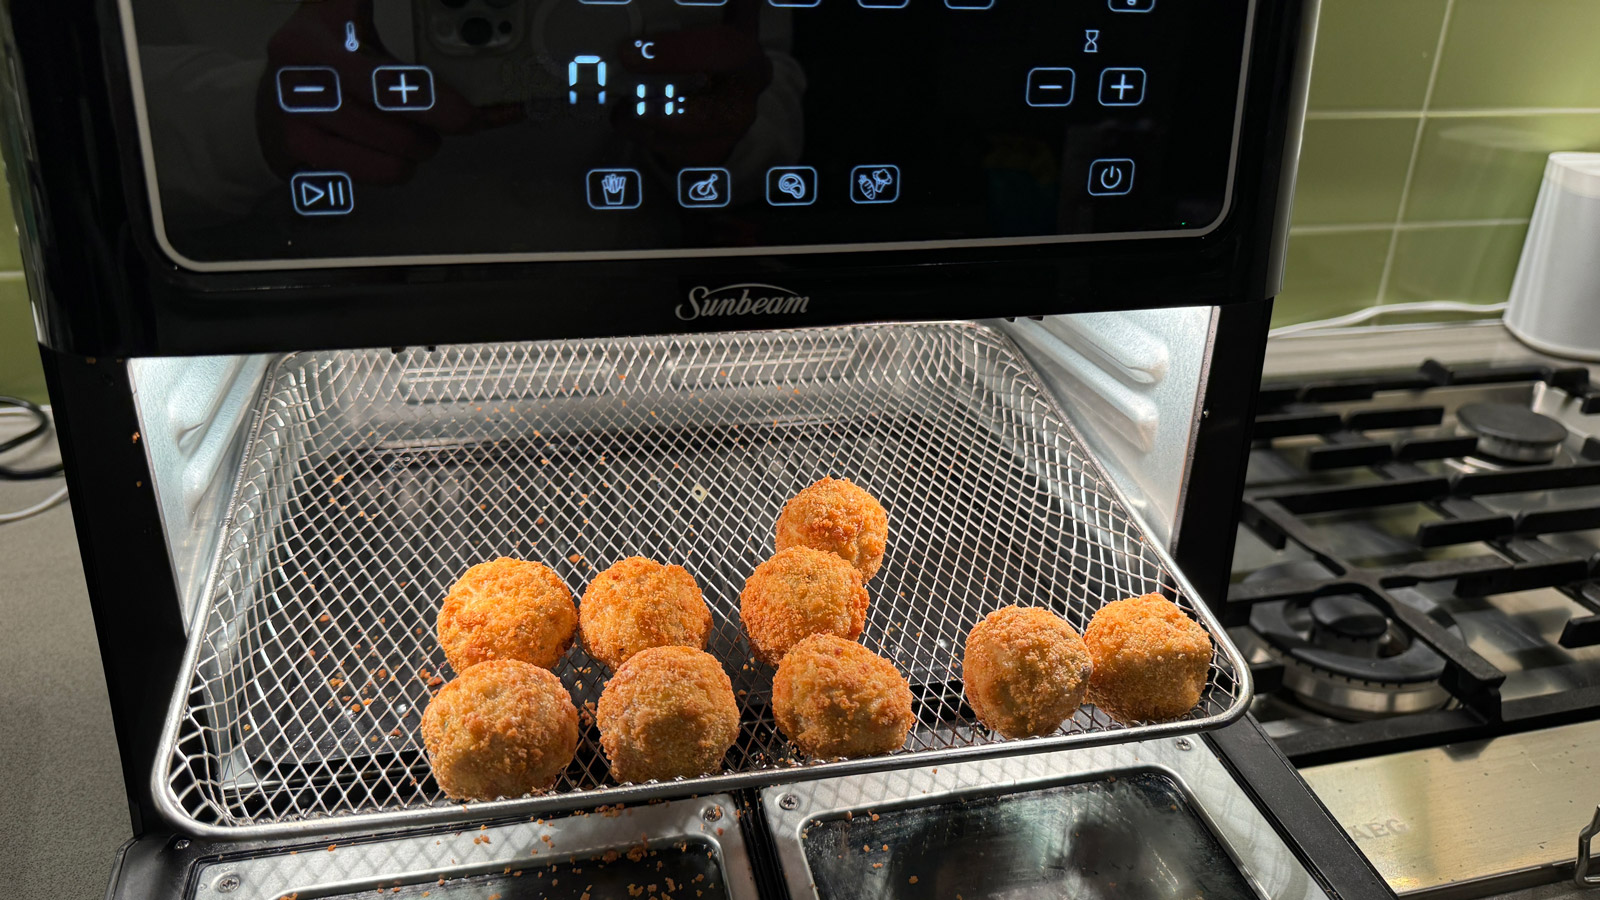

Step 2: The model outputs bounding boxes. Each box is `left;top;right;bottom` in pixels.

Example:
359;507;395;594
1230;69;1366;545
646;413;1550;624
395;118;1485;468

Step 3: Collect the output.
611;2;790;172
255;0;505;185
135;0;804;251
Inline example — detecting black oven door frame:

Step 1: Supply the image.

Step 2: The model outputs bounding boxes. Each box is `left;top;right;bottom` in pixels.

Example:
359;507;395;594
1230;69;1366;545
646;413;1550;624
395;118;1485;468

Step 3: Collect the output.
5;0;1312;359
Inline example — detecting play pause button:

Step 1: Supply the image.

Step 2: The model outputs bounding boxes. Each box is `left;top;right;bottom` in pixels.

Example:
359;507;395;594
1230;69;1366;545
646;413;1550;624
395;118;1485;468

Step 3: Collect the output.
291;171;354;216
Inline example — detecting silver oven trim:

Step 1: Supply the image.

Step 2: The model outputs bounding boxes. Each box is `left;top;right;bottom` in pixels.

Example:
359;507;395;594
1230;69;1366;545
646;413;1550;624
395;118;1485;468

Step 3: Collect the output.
114;0;1258;273
191;794;759;900
762;736;1329;900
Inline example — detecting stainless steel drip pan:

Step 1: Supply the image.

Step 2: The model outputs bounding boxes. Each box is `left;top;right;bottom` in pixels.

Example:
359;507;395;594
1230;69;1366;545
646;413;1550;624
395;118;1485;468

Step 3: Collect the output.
156;322;1250;838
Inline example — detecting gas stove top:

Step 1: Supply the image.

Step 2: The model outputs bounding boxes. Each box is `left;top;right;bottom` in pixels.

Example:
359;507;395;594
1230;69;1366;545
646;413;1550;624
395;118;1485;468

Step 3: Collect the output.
1229;357;1600;763
1228;341;1600;896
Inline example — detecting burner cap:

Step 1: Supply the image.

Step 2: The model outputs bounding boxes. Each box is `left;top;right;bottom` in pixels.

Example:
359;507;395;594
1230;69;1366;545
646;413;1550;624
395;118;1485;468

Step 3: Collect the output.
1242;564;1464;719
1457;402;1566;463
1310;594;1388;641
1249;595;1447;684
1243;562;1456;685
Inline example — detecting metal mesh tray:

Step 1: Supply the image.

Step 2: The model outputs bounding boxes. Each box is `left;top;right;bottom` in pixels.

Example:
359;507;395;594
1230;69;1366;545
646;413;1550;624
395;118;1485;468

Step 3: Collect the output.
157;322;1250;838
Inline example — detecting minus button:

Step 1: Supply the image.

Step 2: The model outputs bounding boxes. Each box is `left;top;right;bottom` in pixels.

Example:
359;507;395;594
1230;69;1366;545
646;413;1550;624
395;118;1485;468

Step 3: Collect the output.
1026;67;1075;107
276;66;342;112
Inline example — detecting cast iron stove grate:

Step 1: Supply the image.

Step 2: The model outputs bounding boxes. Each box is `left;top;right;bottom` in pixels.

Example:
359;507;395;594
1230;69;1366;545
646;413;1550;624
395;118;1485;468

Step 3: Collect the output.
1232;358;1600;765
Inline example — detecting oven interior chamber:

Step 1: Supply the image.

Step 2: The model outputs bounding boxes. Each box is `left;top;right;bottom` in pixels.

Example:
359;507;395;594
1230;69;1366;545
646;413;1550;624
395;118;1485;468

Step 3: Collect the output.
127;313;1245;837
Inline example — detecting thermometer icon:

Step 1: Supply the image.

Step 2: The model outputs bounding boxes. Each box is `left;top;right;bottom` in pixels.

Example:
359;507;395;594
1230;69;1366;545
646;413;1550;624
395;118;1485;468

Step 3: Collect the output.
344;21;360;52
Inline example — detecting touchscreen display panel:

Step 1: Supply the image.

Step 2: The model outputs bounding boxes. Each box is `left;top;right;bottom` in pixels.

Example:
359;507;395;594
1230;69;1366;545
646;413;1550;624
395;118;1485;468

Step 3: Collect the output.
123;0;1253;267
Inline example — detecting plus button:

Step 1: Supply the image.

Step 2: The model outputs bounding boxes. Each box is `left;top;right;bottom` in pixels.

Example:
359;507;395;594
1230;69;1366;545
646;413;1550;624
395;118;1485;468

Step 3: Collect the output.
389;73;419;104
1097;67;1147;107
372;65;436;111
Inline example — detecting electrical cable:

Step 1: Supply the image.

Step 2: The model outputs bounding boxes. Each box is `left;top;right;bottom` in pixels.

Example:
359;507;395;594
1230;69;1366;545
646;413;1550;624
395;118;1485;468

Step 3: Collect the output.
1268;300;1508;338
0;484;68;523
0;395;68;524
0;395;66;480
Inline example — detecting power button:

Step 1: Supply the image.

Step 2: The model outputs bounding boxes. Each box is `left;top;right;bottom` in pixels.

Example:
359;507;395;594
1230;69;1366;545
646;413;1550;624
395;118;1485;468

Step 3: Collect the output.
1088;158;1135;196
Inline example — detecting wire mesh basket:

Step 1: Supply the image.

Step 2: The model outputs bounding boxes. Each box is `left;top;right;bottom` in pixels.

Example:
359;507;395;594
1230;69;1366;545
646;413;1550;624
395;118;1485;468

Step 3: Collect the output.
157;322;1250;838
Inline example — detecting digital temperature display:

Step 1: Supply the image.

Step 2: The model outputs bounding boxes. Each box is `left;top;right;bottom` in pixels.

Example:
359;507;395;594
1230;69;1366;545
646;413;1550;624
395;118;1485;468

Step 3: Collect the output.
122;0;1254;269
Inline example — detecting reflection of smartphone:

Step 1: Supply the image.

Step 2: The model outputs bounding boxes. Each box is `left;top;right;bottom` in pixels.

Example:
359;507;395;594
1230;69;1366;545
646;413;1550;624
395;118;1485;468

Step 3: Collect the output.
403;0;543;106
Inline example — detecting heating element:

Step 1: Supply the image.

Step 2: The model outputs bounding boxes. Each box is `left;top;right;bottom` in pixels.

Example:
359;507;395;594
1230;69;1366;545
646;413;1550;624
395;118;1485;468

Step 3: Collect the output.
157;322;1250;837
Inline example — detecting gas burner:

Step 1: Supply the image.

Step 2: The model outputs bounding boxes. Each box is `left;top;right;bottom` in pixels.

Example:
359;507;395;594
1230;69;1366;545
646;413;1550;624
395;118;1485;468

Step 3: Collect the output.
1244;562;1463;720
1457;401;1567;465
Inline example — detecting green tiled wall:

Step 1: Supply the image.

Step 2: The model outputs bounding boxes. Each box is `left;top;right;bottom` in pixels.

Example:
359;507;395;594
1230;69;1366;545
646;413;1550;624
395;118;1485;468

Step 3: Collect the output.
0;173;39;403
4;1;1599;396
1278;0;1600;326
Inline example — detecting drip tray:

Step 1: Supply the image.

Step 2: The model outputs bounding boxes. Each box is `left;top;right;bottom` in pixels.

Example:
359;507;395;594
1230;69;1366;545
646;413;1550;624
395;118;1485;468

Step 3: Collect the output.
764;737;1329;900
191;794;758;900
158;323;1248;838
801;772;1257;900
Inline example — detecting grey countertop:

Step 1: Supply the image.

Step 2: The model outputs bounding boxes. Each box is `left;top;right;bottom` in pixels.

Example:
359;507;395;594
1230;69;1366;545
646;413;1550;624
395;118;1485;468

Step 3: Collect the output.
1;323;1596;899
0;417;131;900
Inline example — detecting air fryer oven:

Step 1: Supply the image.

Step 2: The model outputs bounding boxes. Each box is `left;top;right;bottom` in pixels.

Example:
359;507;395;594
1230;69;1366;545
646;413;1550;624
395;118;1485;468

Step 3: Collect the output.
0;0;1395;896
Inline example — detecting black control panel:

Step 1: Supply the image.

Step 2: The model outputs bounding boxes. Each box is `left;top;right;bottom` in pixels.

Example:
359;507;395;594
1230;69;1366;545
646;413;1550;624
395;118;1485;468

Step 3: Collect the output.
124;0;1254;269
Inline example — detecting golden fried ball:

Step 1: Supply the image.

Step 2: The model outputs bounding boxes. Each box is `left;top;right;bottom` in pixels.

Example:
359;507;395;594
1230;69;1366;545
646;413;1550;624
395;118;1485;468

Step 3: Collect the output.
580;557;713;672
420;659;579;801
739;546;869;667
962;606;1093;738
596;646;740;783
1084;593;1213;723
772;635;913;759
775;477;889;582
437;558;578;674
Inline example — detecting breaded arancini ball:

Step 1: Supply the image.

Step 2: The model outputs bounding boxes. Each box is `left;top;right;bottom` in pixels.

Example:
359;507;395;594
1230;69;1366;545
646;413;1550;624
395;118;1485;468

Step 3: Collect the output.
596;646;740;783
420;659;579;801
775;477;889;582
1084;593;1213;723
437;558;577;674
772;635;913;759
580;557;713;672
739;546;869;667
962;606;1093;738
